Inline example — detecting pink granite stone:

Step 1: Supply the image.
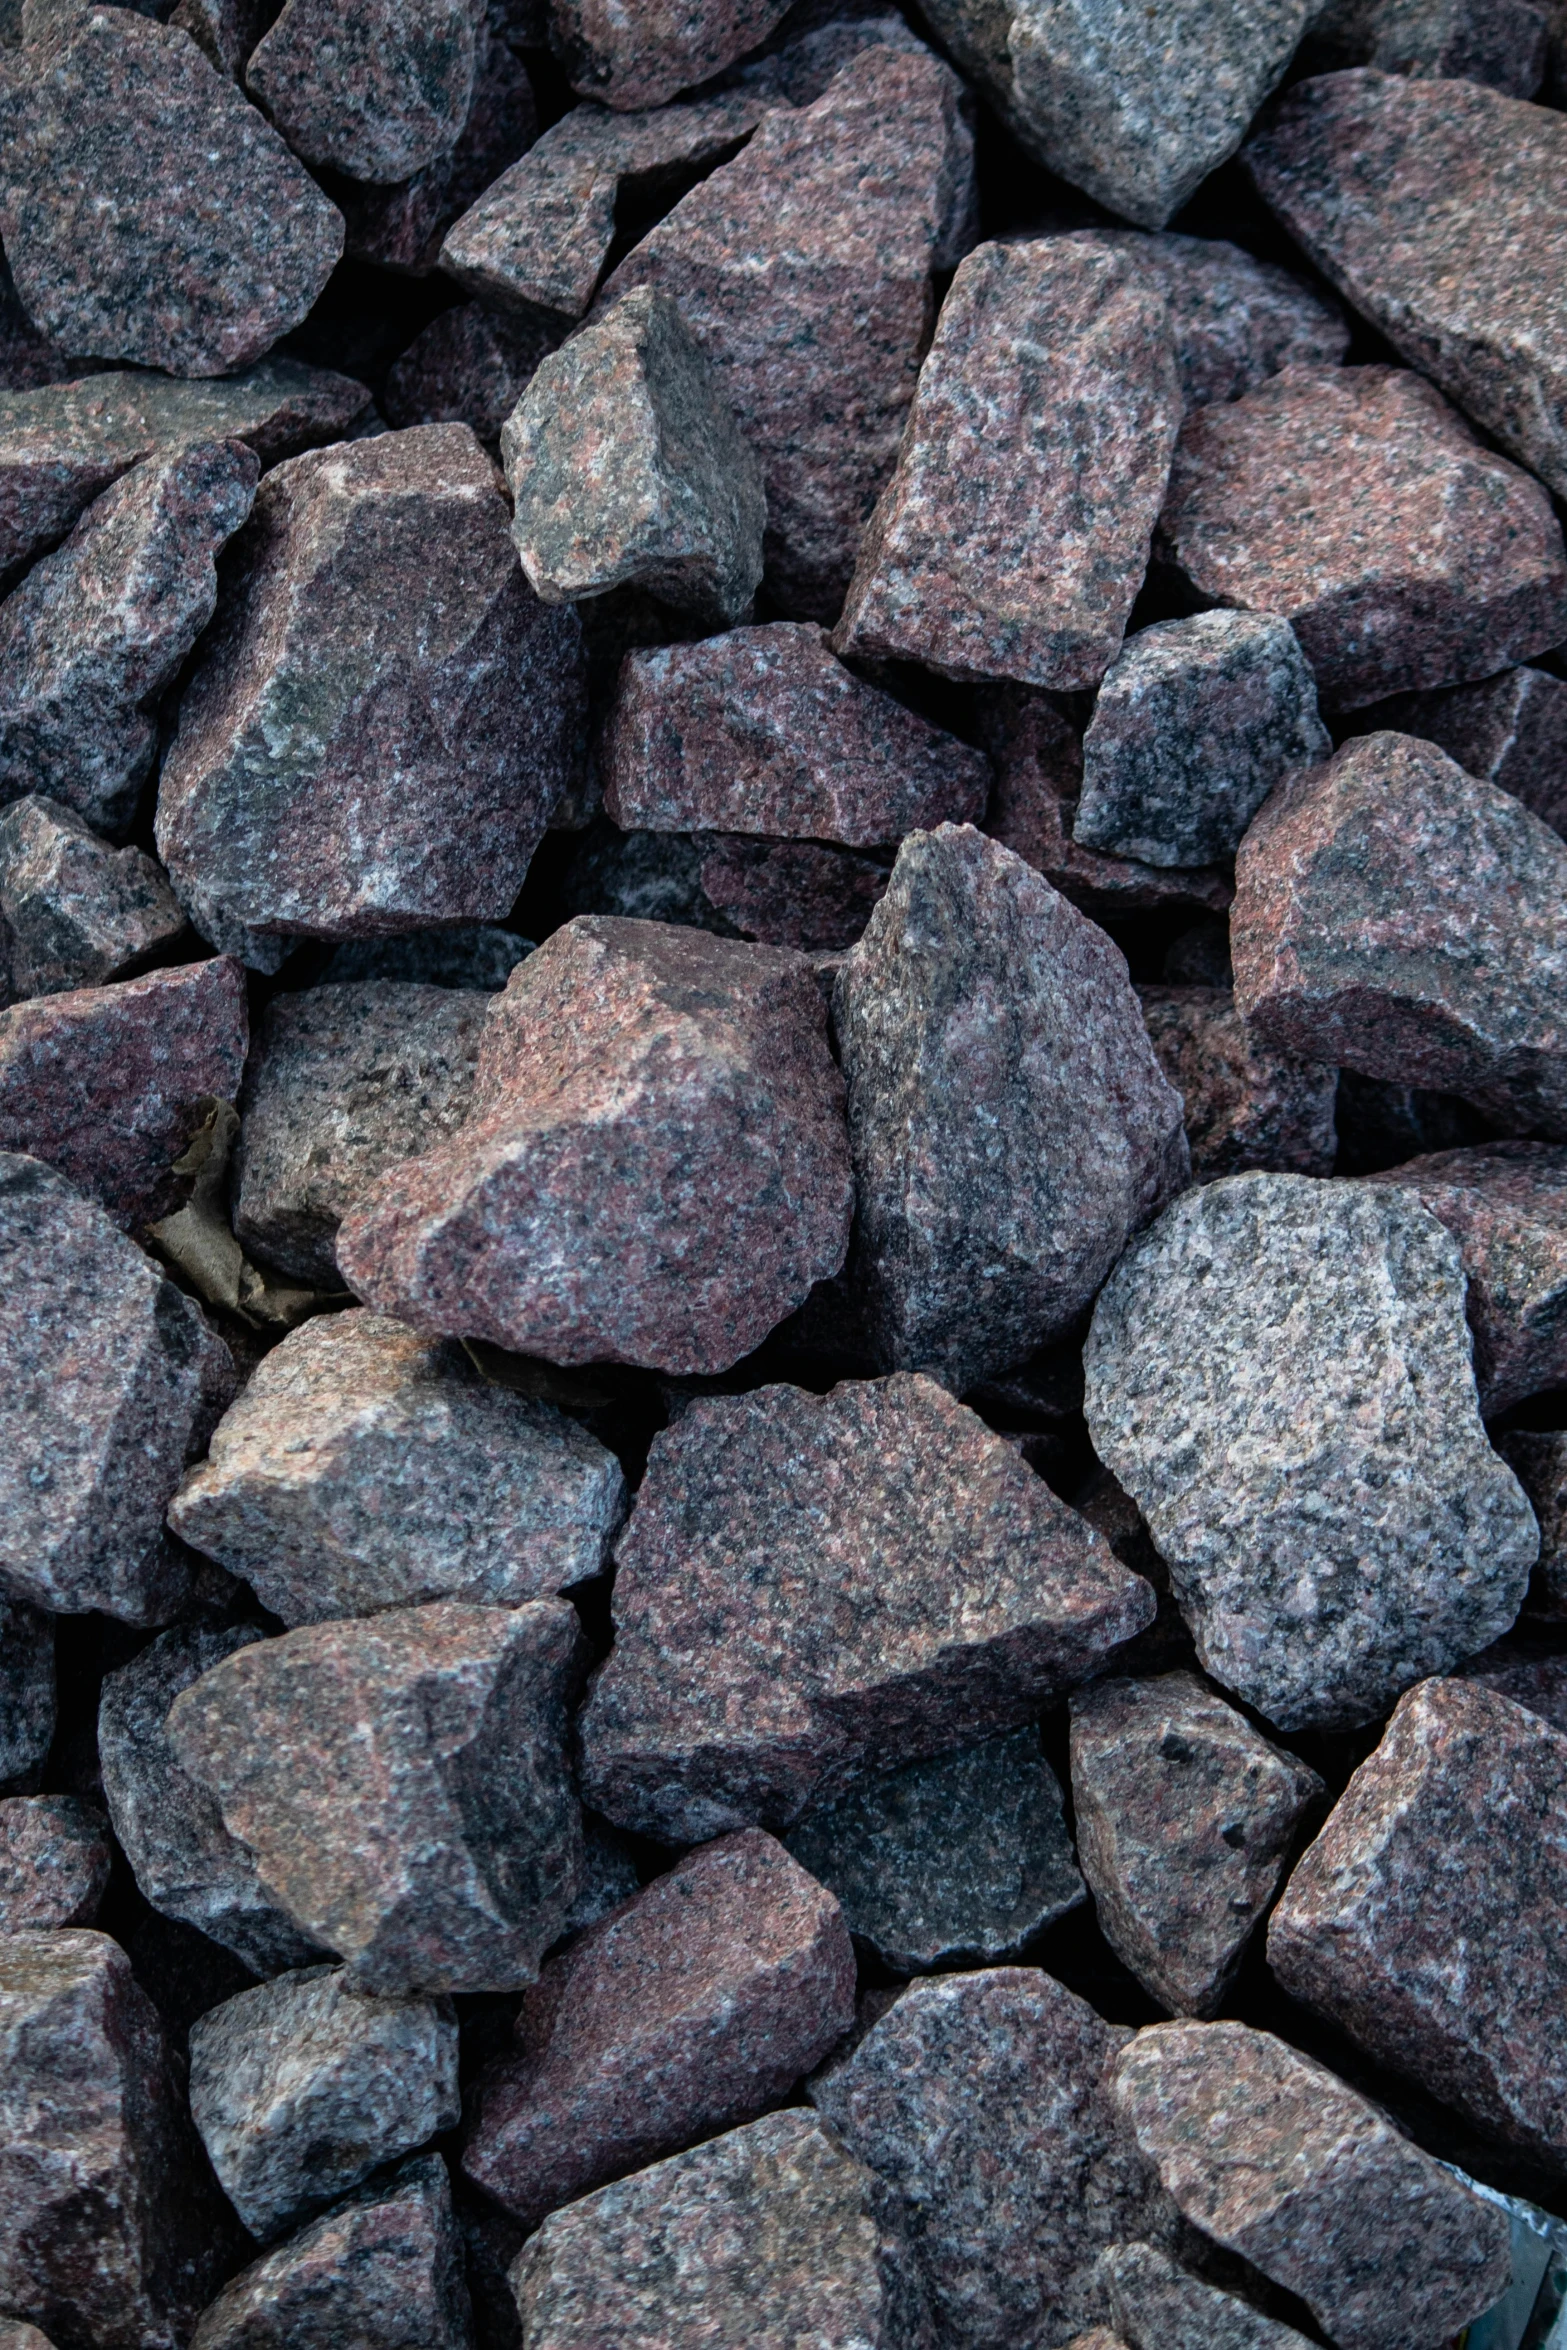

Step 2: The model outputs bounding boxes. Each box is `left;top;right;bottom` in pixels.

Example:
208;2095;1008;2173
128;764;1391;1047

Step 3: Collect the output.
0;1796;110;1931
1366;663;1567;840
550;0;793;109
246;0;481;183
339;33;539;276
1137;986;1338;1179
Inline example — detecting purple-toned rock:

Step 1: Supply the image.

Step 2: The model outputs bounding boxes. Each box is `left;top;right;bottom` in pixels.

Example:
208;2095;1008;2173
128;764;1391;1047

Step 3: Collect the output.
1112;2019;1512;2350
1137;987;1338;1179
0;10;343;378
157;425;584;970
1232;732;1567;1136
697;835;892;949
464;1827;854;2224
602;46;976;618
579;1373;1154;1842
166;0;278;77
0;797;184;1003
1156;366;1567;710
339;36;538;277
1303;0;1547;89
729;7;935;104
337;917;852;1377
383;303;556;440
0;1592;53;1792
1460;1632;1567;1720
1369;663;1567;840
246;0;480;183
0;252;90;396
837;239;1180;691
604;623;990;845
1498;1436;1567;1618
320;926;529;990
1069;1671;1323;2017
1100;2241;1315;2350
168;1599;585;1993
0;1795;110;1930
833;825;1188;1394
550;0;792;108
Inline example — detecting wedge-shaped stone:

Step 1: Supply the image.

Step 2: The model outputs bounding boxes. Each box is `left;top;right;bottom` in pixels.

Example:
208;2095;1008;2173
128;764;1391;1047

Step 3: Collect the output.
0;797;184;1002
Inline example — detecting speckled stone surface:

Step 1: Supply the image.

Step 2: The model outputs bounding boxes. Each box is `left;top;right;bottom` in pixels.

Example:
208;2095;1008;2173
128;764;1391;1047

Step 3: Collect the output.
169;1599;585;1993
1069;1671;1323;2017
1461;1634;1567;1721
697;834;892;948
320;926;529;990
1370;663;1567;840
1156;366;1567;711
157;424;584;969
837;239;1180;691
834;826;1188;1394
602;45;975;618
0;797;184;1003
337;35;538;276
1245;72;1567;499
510;2108;931;2350
0;1591;53;1791
1137;987;1337;1180
1303;0;1547;88
189;1966;460;2241
1498;1437;1567;1618
0;10;343;377
383;303;556;440
1232;733;1567;1135
1083;1171;1539;1731
464;1827;855;2224
166;0;277;78
337;917;852;1377
783;1726;1085;1973
1100;2241;1314;2350
551;0;792;108
247;0;479;184
0;1795;110;1930
171;1310;625;1625
579;1373;1154;1843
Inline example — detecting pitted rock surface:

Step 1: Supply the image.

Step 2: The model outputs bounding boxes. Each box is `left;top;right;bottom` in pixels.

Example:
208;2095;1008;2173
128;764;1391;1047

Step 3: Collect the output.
0;1590;53;1790
1137;988;1338;1180
1302;0;1547;87
0;1795;110;1930
246;0;480;184
383;303;556;441
0;797;185;1002
1100;2241;1315;2350
340;35;538;275
551;0;793;108
1498;1434;1567;1619
1371;663;1567;839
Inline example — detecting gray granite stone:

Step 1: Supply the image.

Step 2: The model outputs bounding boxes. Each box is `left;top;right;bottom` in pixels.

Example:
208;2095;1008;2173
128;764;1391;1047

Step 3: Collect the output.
0;1794;110;1930
1136;987;1338;1179
0;1591;53;1792
0;797;184;1002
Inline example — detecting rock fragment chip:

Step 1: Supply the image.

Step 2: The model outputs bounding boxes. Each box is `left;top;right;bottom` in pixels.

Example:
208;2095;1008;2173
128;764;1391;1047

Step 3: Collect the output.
1100;2240;1316;2350
0;1795;110;1930
0;1591;53;1791
0;797;184;1003
1137;987;1338;1179
550;0;792;107
246;0;480;184
1371;662;1567;839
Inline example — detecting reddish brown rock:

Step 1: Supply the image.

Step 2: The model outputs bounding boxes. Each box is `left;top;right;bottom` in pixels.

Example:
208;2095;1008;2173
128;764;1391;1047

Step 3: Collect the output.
383;302;556;440
1156;365;1567;710
337;917;852;1377
1137;987;1338;1179
1497;1436;1567;1618
338;34;539;275
0;1796;110;1930
698;835;892;950
1302;0;1547;89
246;0;481;183
550;0;793;108
0;797;185;1003
837;239;1180;691
1367;663;1567;840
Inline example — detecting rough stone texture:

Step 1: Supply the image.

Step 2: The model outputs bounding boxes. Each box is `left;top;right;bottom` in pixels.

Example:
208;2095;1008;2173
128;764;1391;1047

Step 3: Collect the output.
604;623;991;845
1245;73;1567;502
171;1310;626;1625
0;797;185;1003
247;0;479;184
729;6;935;104
156;425;585;969
339;36;539;276
0;440;258;838
1461;1634;1567;1722
1137;987;1338;1179
0;1795;110;1930
1498;1435;1567;1619
698;834;892;948
1083;1171;1539;1732
812;1967;1180;2350
1303;0;1547;89
0;1590;53;1790
320;927;529;990
602;45;976;619
837;239;1180;691
383;303;556;441
1369;663;1567;840
166;0;279;78
509;2108;930;2350
0;2322;54;2350
1232;732;1567;1136
0;1928;235;2350
1155;366;1567;711
783;1727;1086;1973
1068;1671;1323;2017
834;825;1189;1394
337;917;852;1377
551;0;792;108
189;1966;460;2241
464;1828;855;2224
168;1599;585;1994
0;956;249;1229
579;1373;1154;1843
1075;614;1329;869
1100;2242;1314;2350
502;286;765;625
0;10;344;378
0;1153;234;1619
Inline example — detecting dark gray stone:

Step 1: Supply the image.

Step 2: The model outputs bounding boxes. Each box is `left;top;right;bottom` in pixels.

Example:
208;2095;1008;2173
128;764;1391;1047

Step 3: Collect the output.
1497;1436;1567;1620
1365;663;1567;841
1303;0;1547;90
0;798;185;1003
0;1590;53;1791
319;927;529;990
1101;2241;1315;2350
383;304;556;442
1136;987;1338;1179
549;0;793;108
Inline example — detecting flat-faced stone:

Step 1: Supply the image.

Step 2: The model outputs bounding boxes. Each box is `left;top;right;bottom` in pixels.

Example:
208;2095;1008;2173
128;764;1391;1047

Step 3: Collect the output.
1245;73;1567;500
1137;987;1338;1180
1069;1671;1323;2017
579;1373;1154;1842
1498;1436;1567;1618
0;1591;53;1791
1083;1171;1539;1731
0;439;258;838
834;825;1188;1394
837;239;1180;691
1303;0;1547;88
0;10;343;377
464;1827;854;2224
601;45;975;619
169;1599;585;1993
510;2108;929;2350
246;0;478;182
728;7;936;104
1232;732;1567;1135
339;36;539;276
319;926;529;990
1368;663;1567;840
1100;2241;1315;2350
337;917;852;1377
604;622;990;846
383;303;556;441
0;1794;110;1929
550;0;792;107
698;834;892;949
0;797;184;1002
783;1726;1085;1973
157;424;584;968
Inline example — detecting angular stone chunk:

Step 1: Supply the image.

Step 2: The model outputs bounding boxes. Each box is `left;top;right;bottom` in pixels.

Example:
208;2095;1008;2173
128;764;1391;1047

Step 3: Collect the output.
1069;1671;1323;2018
158;424;584;968
337;918;852;1377
1138;987;1337;1180
1101;2241;1315;2350
784;1727;1085;1973
464;1827;855;2224
502;286;765;625
247;0;479;183
1245;73;1567;499
1156;366;1567;710
0;1795;110;1930
384;304;556;441
837;239;1180;691
168;1599;585;1993
0;440;258;838
1372;663;1567;841
697;834;892;948
0;956;248;1228
603;46;975;618
1232;733;1567;1136
0;1591;53;1791
339;35;539;276
579;1374;1154;1843
510;2109;928;2350
551;0;792;108
1498;1435;1567;1618
1303;0;1547;89
0;797;184;1002
0;11;343;378
604;623;991;846
1083;1171;1539;1732
834;825;1188;1394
